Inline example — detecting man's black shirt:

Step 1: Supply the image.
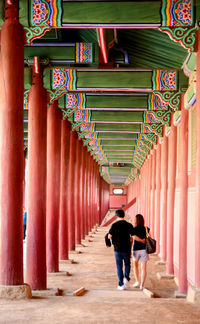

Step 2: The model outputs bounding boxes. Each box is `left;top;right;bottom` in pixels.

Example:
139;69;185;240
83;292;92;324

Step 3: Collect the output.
109;220;134;253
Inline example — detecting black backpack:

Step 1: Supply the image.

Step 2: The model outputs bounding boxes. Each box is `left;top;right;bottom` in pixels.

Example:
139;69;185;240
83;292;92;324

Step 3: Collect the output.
105;233;111;247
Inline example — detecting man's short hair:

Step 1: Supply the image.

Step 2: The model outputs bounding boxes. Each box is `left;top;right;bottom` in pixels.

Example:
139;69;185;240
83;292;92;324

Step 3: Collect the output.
115;209;125;218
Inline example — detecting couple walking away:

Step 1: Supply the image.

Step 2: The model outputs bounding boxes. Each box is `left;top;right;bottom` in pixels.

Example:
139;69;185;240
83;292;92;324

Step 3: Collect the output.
108;209;150;291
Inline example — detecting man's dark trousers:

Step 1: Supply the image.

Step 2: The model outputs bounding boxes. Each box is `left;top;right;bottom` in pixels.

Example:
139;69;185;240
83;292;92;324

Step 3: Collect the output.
114;251;131;286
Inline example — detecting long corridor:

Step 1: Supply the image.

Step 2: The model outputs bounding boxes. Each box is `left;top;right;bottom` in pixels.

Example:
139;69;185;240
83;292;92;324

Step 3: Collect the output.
0;225;200;324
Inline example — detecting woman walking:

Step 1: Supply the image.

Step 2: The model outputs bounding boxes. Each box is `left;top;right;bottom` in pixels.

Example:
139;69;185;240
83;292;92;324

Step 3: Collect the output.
132;214;151;290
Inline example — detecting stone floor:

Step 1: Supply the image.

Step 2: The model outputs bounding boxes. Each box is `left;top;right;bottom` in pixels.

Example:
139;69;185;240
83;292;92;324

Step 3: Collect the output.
1;226;200;324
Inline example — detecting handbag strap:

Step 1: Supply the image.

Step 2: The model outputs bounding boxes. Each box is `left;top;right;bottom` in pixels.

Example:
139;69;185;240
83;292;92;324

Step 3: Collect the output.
145;226;149;238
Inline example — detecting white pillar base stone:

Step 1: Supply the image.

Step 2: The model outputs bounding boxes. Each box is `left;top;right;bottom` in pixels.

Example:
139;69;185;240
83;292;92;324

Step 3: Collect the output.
187;286;200;303
0;283;32;300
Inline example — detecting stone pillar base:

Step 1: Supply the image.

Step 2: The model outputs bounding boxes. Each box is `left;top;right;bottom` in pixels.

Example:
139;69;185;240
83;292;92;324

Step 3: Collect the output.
174;290;186;298
157;272;174;280
0;284;32;300
187;286;200;304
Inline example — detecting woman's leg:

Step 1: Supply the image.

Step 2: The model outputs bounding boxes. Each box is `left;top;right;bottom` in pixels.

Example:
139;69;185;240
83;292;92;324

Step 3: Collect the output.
133;260;139;283
141;261;147;287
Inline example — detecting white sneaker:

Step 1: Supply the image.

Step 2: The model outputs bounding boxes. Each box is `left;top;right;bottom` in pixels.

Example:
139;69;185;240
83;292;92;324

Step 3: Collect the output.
123;278;130;289
140;285;144;290
132;281;139;288
117;285;125;291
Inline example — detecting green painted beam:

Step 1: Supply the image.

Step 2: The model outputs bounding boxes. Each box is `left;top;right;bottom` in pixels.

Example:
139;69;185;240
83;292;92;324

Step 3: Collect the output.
86;95;148;108
103;146;135;150
109;167;131;172
101;140;137;145
91;111;144;122
24;68;32;90
95;124;141;132
97;133;138;139
24;46;75;61
62;2;161;24
77;71;152;89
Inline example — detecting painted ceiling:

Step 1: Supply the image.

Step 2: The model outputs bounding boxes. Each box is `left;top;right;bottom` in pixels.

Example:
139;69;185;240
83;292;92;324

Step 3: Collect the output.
1;0;199;185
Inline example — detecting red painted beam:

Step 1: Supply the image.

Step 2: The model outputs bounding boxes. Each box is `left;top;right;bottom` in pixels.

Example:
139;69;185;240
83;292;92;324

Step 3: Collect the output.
122;197;136;212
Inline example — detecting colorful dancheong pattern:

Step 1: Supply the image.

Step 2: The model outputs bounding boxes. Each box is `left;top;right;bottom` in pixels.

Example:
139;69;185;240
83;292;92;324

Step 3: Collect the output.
80;122;95;134
76;43;93;63
144;112;161;124
74;110;91;123
161;0;193;27
148;94;169;110
152;70;177;91
66;94;86;109
31;0;62;27
52;69;76;90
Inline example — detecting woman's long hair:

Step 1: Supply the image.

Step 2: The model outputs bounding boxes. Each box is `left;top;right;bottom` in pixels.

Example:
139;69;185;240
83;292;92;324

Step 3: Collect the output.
135;214;144;227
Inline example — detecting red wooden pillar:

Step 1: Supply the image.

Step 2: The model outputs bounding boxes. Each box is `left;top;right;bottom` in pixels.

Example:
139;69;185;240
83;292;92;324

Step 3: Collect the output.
46;101;61;272
151;149;156;237
98;174;102;224
96;163;100;226
160;134;168;261
84;147;89;235
195;30;200;288
75;138;81;245
0;1;24;286
80;144;86;239
155;144;161;253
59;120;71;260
26;66;47;290
166;123;177;274
147;156;152;227
179;95;188;294
68;130;77;251
88;155;92;232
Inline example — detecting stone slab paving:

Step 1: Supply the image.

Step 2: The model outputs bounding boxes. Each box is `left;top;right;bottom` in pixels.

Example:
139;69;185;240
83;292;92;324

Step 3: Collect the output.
1;226;200;323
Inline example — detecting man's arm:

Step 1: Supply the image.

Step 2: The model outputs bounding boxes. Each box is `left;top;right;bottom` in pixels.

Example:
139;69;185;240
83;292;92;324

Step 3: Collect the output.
133;235;146;243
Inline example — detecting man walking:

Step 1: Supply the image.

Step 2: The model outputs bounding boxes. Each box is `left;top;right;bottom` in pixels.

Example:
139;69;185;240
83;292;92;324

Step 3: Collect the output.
108;209;134;290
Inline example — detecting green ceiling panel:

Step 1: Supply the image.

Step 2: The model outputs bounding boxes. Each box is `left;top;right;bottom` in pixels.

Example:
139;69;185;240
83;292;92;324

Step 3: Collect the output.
86;95;148;108
91;111;144;122
103;146;135;150
19;0;29;27
117;29;188;69
0;1;4;27
95;124;141;132
62;2;161;24
24;46;75;61
101;140;137;145
77;71;152;89
24;68;32;90
97;133;138;139
109;168;131;173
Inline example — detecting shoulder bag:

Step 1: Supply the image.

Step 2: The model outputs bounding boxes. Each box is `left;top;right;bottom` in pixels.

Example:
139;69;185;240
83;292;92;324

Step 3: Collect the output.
145;227;156;254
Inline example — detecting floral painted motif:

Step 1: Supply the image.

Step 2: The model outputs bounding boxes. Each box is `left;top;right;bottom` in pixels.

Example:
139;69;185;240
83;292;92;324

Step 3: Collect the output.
161;0;193;27
74;110;90;123
32;0;48;25
148;94;168;110
66;93;86;109
176;0;191;25
52;69;76;90
31;0;62;27
163;71;176;89
152;70;177;91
